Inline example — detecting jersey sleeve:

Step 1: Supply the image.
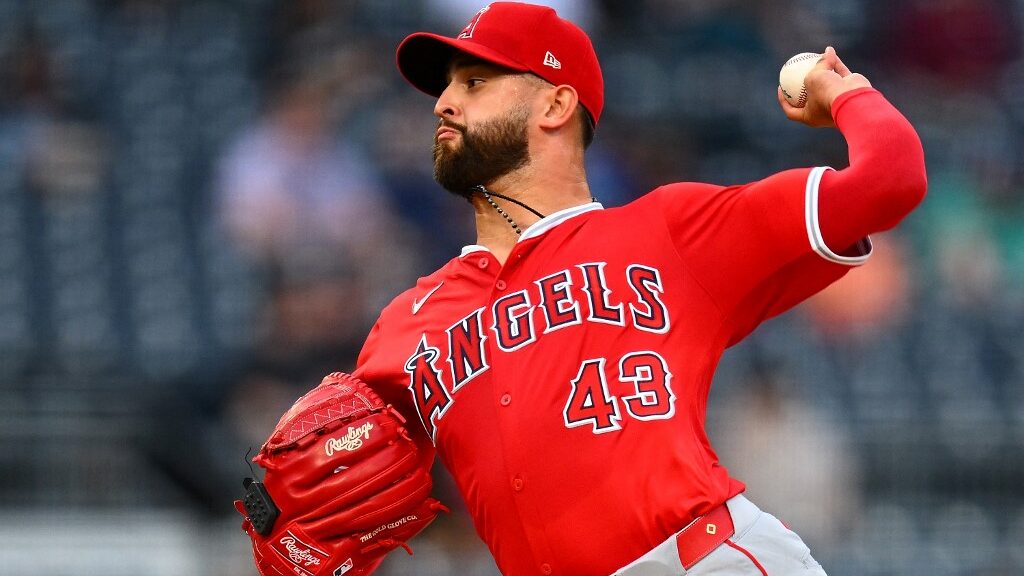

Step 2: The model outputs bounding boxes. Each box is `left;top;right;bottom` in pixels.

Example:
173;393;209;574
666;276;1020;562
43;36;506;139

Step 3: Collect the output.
648;168;858;343
648;88;926;345
354;317;418;422
353;320;380;375
354;317;438;463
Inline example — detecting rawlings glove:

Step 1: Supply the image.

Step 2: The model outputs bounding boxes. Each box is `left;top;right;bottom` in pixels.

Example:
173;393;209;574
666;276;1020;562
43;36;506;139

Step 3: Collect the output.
235;372;447;576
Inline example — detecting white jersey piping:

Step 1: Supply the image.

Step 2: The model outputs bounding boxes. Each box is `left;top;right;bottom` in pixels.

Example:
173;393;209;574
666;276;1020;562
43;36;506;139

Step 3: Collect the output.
519;201;604;241
460;244;490;257
459;201;604;256
805;166;872;266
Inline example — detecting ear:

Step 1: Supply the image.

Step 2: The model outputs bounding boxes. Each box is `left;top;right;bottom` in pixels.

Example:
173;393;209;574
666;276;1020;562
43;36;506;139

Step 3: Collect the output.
536;85;579;131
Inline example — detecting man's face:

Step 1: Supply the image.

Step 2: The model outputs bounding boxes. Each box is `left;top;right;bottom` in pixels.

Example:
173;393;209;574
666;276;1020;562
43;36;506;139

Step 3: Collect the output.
431;60;536;197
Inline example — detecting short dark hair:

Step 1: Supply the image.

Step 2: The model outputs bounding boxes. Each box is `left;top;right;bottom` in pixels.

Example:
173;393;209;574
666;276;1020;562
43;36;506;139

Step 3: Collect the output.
577;106;595;149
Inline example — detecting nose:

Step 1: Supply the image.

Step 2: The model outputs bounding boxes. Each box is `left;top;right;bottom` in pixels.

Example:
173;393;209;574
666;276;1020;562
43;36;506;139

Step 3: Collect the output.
433;82;459;120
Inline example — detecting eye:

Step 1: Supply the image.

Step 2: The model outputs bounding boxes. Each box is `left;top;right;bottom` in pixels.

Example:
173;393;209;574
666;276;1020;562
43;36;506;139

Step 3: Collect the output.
466;78;485;88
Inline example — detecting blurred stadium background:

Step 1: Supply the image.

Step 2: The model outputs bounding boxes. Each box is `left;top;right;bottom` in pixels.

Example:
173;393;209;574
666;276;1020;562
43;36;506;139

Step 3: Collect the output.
0;0;1021;575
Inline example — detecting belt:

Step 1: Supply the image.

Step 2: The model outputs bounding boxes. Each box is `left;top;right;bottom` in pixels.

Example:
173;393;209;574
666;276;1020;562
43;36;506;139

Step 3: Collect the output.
675;502;735;569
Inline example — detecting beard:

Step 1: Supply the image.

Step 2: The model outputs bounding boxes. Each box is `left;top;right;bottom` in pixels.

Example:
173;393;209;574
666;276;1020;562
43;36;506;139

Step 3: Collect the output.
432;103;531;199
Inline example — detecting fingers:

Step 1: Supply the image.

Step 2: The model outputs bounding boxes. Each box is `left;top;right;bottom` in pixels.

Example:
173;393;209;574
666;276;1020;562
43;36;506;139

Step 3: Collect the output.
777;86;804;122
847;72;873;89
818;46;852;77
815;46;837;71
830;47;852;77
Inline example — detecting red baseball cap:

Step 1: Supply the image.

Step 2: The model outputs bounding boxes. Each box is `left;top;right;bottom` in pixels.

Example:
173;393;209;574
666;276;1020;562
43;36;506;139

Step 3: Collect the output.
396;2;604;126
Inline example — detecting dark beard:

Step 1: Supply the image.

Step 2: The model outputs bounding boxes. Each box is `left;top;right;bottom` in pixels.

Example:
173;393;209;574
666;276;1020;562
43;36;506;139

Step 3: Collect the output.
432;104;531;199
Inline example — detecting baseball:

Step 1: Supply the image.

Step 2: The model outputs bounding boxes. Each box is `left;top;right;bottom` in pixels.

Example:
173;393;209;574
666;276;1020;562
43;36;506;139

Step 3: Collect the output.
779;52;821;108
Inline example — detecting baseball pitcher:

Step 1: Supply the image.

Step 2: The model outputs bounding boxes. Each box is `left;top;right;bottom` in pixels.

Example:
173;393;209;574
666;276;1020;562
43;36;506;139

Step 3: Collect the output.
239;2;927;575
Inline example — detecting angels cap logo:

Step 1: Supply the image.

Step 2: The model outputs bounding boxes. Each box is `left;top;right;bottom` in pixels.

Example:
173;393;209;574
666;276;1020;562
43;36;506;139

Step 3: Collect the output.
458;4;491;39
543;51;561;69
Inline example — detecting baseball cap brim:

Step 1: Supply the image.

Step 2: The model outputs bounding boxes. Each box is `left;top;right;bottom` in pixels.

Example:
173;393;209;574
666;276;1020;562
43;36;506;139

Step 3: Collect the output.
396;33;532;98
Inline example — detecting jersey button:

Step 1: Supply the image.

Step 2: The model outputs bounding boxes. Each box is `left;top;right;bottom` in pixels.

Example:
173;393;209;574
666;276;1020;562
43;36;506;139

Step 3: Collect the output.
500;393;511;406
540;563;552;575
512;476;524;491
495;279;507;290
478;257;490;269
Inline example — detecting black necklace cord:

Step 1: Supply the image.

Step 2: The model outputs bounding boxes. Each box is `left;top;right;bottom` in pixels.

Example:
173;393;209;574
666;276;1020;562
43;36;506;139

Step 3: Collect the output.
472;185;546;219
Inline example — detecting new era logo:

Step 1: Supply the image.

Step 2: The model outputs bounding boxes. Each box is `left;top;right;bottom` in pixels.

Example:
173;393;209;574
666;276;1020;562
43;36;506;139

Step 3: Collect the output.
543;51;561;69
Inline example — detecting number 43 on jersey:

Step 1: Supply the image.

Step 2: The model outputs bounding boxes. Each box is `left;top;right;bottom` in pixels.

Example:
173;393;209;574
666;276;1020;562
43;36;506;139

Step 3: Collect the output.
563;351;676;434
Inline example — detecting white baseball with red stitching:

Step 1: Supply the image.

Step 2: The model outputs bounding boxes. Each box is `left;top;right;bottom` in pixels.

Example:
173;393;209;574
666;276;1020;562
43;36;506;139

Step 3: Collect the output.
779;52;821;108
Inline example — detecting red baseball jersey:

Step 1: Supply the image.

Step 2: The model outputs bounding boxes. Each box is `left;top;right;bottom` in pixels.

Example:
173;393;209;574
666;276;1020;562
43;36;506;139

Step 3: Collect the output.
354;164;872;575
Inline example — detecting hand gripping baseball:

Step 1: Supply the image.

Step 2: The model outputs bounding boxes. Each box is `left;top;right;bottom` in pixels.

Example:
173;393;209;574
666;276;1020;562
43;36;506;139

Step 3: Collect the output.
234;372;447;576
778;46;872;128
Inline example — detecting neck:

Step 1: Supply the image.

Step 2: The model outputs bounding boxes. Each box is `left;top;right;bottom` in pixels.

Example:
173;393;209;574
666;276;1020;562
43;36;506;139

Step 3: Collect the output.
470;163;593;264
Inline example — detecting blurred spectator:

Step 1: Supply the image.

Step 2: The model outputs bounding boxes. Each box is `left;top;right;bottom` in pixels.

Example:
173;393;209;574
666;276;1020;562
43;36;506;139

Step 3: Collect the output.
215;46;419;366
802;234;913;340
0;23;119;376
883;0;1021;87
370;92;476;268
711;359;862;555
215;56;388;273
198;50;426;519
906;94;1024;287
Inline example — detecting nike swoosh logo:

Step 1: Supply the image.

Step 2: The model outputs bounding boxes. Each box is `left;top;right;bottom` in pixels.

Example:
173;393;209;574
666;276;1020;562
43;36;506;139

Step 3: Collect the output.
412;282;444;315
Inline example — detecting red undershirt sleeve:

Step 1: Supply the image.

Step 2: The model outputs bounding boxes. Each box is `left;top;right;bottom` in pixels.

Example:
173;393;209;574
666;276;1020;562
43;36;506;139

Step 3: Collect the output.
816;87;928;254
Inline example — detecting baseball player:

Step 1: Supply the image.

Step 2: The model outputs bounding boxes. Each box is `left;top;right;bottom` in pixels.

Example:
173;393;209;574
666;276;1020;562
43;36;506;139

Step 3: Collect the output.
353;3;927;575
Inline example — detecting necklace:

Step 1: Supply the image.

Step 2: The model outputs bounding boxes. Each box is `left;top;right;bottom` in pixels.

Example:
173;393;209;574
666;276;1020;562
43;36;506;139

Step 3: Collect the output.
472;185;598;236
473;185;545;236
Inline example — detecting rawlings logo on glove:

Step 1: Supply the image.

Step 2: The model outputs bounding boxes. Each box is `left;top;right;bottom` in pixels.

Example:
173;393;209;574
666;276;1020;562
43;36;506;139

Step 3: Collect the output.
234;372;447;576
325;423;375;455
277;532;327;568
